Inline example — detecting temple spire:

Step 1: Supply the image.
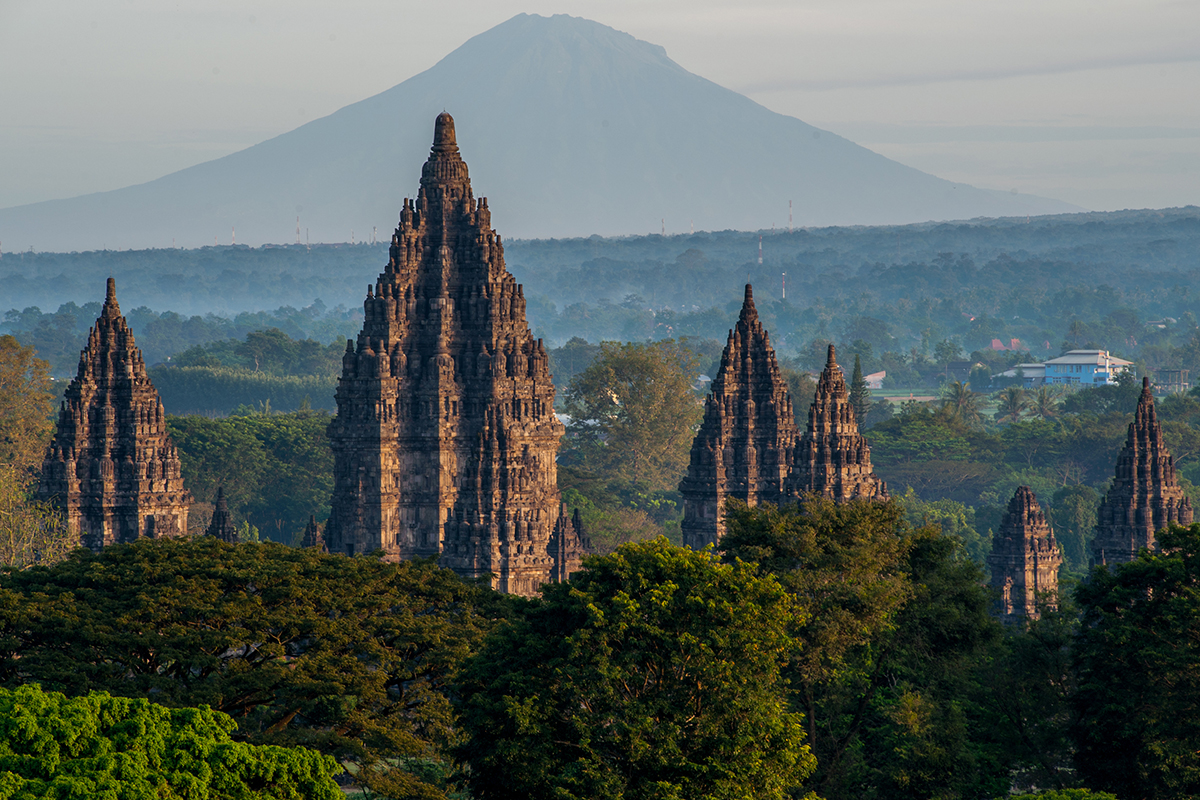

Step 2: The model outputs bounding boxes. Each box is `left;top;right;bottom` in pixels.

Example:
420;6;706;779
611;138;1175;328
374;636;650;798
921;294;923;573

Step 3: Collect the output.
785;344;887;502
988;486;1062;623
327;113;585;595
680;283;799;548
205;487;238;544
1092;378;1192;566
38;279;191;549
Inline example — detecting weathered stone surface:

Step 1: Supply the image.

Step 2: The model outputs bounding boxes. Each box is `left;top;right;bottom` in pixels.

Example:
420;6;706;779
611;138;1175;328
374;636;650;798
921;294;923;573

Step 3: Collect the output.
38;279;191;549
301;514;325;551
205;487;238;544
987;486;1062;622
786;344;888;503
1092;377;1193;566
326;113;586;595
680;285;799;548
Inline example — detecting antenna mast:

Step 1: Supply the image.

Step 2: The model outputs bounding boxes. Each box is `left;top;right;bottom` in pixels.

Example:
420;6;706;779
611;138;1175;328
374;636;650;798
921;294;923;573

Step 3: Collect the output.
758;235;763;265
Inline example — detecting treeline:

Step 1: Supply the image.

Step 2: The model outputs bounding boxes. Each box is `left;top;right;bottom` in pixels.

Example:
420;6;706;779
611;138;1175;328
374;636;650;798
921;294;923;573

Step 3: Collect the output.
2;506;1194;798
3;300;360;377
7;208;1200;390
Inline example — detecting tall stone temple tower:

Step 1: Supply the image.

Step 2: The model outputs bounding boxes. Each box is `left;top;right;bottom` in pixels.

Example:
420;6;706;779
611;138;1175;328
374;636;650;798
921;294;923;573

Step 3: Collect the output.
679;294;888;549
786;344;888;503
326;113;587;595
987;486;1062;623
680;285;799;548
1092;377;1193;567
38;279;191;550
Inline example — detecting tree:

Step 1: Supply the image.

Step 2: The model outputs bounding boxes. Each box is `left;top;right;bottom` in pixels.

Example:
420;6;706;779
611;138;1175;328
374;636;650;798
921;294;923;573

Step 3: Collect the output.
0;464;77;569
0;338;74;568
721;500;1007;800
454;538;814;800
1031;386;1062;419
561;340;702;495
167;410;334;542
935;339;963;367
995;386;1029;424
1049;485;1099;574
0;684;342;799
849;354;872;421
0;538;509;799
1071;524;1200;799
0;335;55;474
941;380;984;425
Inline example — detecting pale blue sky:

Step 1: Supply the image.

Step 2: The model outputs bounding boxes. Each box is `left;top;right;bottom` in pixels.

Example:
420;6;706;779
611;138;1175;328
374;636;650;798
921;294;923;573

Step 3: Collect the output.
1;0;1197;214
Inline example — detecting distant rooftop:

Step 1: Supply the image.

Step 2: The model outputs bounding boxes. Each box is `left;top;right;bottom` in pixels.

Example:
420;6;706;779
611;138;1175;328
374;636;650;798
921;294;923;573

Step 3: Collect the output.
1045;350;1133;367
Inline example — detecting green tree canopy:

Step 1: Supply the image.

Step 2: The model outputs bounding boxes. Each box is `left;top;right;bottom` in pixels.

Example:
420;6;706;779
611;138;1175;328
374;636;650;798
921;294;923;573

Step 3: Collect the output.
0;683;341;799
454;538;814;800
0;538;510;798
561;340;702;496
167;410;333;541
1072;523;1200;799
721;499;1006;800
0;335;54;475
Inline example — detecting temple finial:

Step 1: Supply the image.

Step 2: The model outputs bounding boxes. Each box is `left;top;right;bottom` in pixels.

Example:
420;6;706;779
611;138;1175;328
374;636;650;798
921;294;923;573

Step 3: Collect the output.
826;343;837;367
433;112;457;149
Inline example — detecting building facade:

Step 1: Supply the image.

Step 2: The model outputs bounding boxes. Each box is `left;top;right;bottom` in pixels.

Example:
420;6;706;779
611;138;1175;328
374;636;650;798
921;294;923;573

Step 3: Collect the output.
1043;350;1133;386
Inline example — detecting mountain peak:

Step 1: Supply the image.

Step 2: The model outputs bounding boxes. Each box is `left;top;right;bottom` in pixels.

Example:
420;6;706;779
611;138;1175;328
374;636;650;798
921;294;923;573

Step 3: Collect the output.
0;14;1078;251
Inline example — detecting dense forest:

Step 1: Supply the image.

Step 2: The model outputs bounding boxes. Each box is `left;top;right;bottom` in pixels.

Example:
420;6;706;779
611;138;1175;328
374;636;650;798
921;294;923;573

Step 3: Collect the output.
3;208;1200;797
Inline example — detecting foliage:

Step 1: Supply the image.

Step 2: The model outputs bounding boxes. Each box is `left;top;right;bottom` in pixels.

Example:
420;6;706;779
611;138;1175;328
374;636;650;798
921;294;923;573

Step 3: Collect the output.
0;336;54;475
1031;386;1062;419
0;683;342;799
454;538;814;800
942;380;984;425
721;498;912;690
722;500;1006;800
895;487;992;565
0;466;77;570
559;487;663;555
1002;792;1118;800
982;603;1080;792
152;366;336;415
0;537;510;799
167;411;333;542
1049;485;1100;575
1071;524;1200;800
561;340;703;495
996;386;1030;424
174;327;343;376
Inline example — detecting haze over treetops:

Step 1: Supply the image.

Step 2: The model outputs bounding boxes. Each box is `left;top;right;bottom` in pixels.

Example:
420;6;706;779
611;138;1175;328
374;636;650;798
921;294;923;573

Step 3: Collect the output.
0;14;1081;253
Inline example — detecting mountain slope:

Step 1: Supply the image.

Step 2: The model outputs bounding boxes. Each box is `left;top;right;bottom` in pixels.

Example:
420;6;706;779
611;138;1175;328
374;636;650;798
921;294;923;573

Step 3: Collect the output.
0;14;1080;251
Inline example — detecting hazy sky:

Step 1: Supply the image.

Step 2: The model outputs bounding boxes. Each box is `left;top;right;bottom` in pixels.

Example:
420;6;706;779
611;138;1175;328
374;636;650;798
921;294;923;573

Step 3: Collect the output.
2;0;1197;215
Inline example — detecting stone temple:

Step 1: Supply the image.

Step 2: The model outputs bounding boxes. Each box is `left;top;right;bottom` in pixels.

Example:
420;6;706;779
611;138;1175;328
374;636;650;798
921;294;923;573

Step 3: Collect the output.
786;344;889;503
680;285;799;548
987;486;1062;623
38;279;191;549
326;113;588;595
680;290;886;549
1092;377;1193;567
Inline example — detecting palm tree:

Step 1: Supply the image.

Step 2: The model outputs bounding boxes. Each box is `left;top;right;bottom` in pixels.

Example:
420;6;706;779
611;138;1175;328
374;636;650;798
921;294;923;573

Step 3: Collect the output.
994;386;1029;424
941;380;983;424
1031;386;1061;419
